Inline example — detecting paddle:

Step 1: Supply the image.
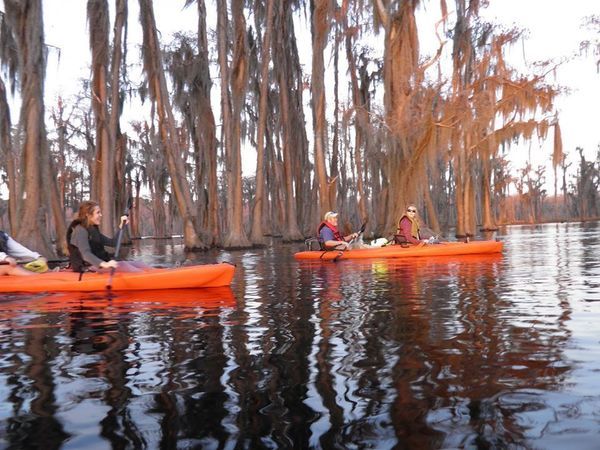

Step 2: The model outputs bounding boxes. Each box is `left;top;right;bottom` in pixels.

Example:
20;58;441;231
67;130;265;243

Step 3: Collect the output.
333;221;367;261
421;225;445;244
348;222;367;246
106;201;131;290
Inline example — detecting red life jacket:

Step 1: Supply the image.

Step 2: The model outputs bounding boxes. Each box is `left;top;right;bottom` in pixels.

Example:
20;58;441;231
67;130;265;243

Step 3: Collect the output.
317;221;343;241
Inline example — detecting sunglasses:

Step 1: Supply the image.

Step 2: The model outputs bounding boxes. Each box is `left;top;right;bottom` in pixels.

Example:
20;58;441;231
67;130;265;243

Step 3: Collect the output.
407;209;416;213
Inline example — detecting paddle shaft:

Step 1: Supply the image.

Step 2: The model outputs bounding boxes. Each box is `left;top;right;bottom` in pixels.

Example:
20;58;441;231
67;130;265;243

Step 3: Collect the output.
348;222;367;246
107;206;130;289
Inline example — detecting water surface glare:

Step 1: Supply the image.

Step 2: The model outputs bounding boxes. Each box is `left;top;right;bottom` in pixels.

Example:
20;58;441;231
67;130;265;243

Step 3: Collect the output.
2;223;600;449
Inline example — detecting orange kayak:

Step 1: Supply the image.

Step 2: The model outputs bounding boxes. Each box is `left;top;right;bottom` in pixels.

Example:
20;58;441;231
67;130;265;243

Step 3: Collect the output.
0;263;235;292
294;240;503;261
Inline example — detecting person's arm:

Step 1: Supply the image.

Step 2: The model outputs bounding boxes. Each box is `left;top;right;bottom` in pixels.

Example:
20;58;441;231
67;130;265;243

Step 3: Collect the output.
70;226;105;267
320;227;346;249
100;215;129;248
5;236;41;261
400;218;422;245
99;232;118;248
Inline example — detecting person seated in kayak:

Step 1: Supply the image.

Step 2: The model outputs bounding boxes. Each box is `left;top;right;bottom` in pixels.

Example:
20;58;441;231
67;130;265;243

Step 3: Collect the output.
0;230;48;276
394;204;427;246
318;211;359;250
67;201;149;273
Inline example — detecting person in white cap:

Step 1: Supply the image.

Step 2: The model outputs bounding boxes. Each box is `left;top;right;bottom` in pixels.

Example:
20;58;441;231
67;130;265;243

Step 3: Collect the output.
317;211;358;250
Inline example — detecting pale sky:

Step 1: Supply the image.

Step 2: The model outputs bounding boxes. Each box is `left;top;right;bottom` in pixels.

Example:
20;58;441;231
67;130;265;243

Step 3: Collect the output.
3;0;600;187
480;0;600;182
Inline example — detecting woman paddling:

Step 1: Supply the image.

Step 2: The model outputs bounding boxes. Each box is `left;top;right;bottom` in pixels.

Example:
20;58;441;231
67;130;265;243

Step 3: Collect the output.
67;201;149;273
394;204;427;246
394;204;440;246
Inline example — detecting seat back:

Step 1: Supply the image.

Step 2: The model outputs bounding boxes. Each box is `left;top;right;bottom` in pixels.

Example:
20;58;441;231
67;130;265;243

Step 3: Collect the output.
304;237;325;251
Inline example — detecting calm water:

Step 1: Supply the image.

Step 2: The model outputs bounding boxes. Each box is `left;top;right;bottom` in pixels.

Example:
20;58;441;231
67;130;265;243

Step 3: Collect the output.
1;222;600;449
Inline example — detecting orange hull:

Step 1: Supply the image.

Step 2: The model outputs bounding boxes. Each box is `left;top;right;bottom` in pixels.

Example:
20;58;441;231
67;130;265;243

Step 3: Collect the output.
0;263;235;292
294;240;503;261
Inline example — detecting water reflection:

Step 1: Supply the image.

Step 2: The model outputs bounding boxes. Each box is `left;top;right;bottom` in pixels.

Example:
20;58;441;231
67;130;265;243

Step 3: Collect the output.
0;288;236;448
1;224;600;448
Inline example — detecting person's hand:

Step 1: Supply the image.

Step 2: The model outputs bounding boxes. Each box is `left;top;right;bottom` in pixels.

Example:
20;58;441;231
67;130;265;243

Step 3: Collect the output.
335;241;350;250
100;260;118;269
119;215;129;228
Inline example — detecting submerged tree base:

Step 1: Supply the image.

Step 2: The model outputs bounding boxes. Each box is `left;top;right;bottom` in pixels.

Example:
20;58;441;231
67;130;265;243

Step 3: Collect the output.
184;243;210;252
282;237;305;243
223;233;252;250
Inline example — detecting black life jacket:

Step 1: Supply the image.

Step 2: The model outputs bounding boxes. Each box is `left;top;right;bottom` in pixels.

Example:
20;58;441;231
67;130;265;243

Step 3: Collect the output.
0;231;8;254
317;221;343;242
66;220;111;272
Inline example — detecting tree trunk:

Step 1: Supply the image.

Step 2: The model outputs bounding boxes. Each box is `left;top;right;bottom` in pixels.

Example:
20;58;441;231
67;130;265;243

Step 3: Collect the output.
344;14;368;222
480;155;497;231
88;0;114;230
423;184;440;233
250;0;274;245
454;149;466;237
109;0;128;223
150;179;167;238
0;76;18;233
463;168;476;236
310;0;332;216
43;149;68;255
219;0;251;248
329;14;340;208
6;0;55;256
131;173;141;238
274;0;303;240
380;1;421;232
285;1;312;235
196;0;220;247
138;0;205;250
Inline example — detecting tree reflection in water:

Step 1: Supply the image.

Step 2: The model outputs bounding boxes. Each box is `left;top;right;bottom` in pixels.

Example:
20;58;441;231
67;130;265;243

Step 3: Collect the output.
1;224;599;448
